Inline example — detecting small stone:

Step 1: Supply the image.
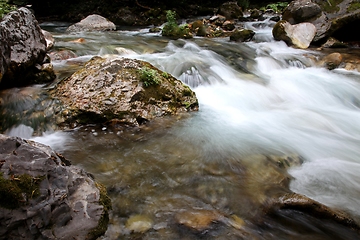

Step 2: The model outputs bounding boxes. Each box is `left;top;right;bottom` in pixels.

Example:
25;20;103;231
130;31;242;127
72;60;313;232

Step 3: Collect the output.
125;214;153;233
228;215;245;230
175;210;221;231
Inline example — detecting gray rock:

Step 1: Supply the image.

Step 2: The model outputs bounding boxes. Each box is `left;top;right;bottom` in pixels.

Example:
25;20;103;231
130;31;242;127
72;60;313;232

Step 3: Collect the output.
67;14;116;32
50;57;199;129
0;25;10;83
0;134;111;239
0;7;54;89
41;29;55;51
272;20;316;49
282;0;360;43
217;2;243;20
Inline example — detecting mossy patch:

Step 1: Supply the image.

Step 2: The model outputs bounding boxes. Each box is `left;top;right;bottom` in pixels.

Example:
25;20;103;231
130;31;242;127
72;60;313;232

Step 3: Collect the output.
318;0;342;13
138;66;161;87
0;0;17;19
87;182;112;240
348;2;360;12
0;172;45;209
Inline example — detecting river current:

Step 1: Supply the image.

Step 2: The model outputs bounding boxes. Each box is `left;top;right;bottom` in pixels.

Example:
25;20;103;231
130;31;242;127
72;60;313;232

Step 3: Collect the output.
3;18;360;239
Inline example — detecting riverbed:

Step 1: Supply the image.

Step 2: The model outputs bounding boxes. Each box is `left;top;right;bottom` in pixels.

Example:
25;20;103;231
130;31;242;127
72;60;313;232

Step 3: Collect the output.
3;18;360;239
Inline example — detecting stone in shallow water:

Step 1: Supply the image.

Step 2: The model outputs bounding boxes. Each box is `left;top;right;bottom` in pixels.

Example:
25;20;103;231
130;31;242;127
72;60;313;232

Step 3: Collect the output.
51;57;198;129
126;214;154;233
66;14;116;32
175;209;222;231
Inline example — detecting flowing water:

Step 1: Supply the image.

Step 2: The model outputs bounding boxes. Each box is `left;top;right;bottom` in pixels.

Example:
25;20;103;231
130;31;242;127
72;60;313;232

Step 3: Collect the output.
3;18;360;239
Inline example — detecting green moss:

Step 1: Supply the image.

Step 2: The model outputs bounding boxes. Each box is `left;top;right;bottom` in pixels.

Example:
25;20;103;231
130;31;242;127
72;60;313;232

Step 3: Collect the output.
0;0;17;19
318;0;342;13
0;172;45;209
261;2;289;13
237;0;249;10
87;182;112;240
348;2;360;12
162;10;192;39
161;72;170;79
138;66;161;87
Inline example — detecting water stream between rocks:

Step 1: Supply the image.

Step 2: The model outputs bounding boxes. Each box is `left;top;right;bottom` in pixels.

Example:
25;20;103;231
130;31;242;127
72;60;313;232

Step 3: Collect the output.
3;18;360;239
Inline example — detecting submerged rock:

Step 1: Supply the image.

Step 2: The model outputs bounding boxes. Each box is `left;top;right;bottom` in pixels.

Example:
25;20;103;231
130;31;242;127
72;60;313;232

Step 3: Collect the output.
0;7;55;89
317;51;360;71
67;14;116;32
272;20;316;49
175;209;223;231
51;57;198;129
267;193;360;232
0;134;111;239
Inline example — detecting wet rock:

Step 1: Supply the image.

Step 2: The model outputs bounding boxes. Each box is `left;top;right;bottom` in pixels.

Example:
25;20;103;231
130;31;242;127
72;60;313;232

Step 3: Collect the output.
41;29;55;51
190;19;208;36
272;20;316;49
267;154;304;170
321;37;349;48
267;192;360;232
149;27;161;33
222;20;236;31
50;57;198;129
48;50;78;61
250;9;263;19
230;29;255;42
217;2;243;20
210;14;227;26
126;214;153;233
0;7;54;89
320;52;343;70
175;209;222;231
0;134;111;239
66;14;116;32
317;51;360;72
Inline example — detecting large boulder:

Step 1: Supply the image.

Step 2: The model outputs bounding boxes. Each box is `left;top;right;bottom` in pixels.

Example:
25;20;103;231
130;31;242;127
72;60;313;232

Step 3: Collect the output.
0;134;111;239
282;0;360;43
0;26;10;82
66;14;116;32
0;7;54;89
272;20;317;49
217;2;243;20
51;57;199;129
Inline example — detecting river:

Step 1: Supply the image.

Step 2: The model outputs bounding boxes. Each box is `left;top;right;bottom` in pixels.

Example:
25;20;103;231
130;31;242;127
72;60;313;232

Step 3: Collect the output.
3;18;360;239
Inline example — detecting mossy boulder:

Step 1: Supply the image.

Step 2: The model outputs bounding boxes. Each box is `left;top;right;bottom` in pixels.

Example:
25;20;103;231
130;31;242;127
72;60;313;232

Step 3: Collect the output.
51;56;198;129
0;134;111;239
230;29;255;42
